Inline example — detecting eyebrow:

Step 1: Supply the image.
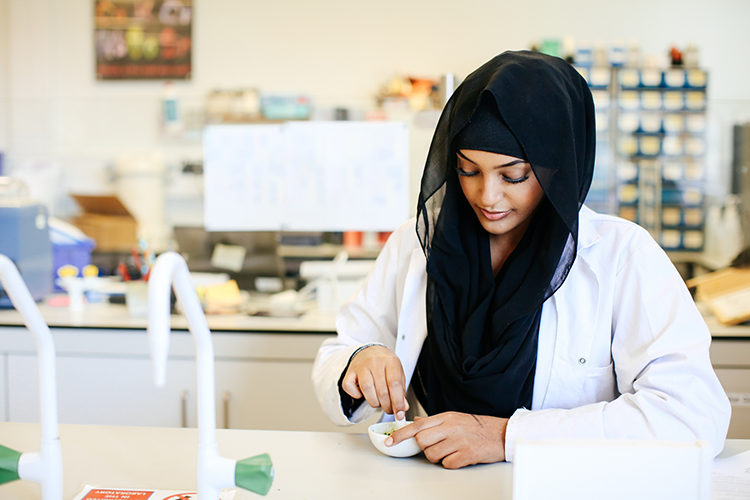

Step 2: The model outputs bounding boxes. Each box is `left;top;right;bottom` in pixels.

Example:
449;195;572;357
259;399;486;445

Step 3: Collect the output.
456;150;528;168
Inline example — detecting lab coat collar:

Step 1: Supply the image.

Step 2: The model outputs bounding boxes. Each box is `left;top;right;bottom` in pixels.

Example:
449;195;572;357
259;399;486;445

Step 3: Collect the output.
576;205;601;252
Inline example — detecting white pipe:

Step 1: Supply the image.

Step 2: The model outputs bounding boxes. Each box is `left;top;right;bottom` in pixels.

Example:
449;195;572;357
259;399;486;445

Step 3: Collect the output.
147;252;236;499
0;254;62;500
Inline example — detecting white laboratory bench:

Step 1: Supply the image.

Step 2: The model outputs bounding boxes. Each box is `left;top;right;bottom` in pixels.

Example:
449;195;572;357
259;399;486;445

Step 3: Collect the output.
0;422;747;500
0;302;377;434
1;301;750;438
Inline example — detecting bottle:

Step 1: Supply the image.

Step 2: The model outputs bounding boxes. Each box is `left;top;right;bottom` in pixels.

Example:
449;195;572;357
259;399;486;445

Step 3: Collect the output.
609;39;626;67
683;42;700;68
575;41;593;67
562;36;576;64
593;41;608;67
161;81;182;136
626;40;641;67
669;46;683;66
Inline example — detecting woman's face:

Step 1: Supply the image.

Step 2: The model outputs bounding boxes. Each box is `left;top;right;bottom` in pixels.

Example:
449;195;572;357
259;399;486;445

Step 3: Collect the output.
456;149;545;240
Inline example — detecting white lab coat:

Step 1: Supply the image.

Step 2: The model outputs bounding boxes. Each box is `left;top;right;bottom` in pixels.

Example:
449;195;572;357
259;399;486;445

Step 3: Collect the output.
312;206;731;461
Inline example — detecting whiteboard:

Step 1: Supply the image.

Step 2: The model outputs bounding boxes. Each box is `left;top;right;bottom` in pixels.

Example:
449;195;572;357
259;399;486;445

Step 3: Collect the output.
204;122;410;232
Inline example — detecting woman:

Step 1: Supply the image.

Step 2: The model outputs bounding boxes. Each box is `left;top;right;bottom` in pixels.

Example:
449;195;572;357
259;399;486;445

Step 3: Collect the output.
312;51;731;469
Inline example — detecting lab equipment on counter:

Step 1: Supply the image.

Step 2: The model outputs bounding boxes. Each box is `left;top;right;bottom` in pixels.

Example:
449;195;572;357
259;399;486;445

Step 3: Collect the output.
299;252;376;314
368;421;421;458
148;251;273;499
48;217;96;293
125;280;149;317
55;264;99;311
0;254;62;499
0;177;53;307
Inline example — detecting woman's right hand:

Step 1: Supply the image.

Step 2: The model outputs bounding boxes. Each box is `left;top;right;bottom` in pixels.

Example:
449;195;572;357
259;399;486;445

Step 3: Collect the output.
341;345;409;420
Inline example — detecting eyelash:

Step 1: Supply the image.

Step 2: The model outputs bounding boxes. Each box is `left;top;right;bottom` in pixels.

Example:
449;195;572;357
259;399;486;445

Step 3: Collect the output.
455;167;529;184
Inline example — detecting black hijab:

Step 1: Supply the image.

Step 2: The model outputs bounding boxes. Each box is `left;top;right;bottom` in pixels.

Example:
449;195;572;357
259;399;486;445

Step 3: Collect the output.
412;51;596;417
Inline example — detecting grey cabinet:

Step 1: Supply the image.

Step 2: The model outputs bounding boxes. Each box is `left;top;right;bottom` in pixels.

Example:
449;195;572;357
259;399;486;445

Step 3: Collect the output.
0;326;376;432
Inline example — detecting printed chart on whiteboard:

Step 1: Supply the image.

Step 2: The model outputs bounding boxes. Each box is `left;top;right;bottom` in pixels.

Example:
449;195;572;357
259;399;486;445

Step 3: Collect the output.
203;122;410;232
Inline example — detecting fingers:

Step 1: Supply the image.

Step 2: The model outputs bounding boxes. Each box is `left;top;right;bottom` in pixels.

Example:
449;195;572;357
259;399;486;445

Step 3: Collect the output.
357;369;385;410
387;414;442;445
387;412;509;468
341;370;363;400
342;346;407;415
385;363;407;420
342;367;385;411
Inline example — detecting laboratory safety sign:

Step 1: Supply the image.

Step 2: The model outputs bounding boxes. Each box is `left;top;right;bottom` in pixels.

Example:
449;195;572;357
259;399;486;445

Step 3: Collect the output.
73;485;235;500
94;0;193;80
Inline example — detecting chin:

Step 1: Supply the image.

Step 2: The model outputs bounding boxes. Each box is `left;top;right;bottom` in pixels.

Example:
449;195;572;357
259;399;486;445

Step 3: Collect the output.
480;220;509;236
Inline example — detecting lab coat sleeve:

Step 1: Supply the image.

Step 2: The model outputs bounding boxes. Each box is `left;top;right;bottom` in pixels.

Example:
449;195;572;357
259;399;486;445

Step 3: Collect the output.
504;232;731;461
311;221;412;426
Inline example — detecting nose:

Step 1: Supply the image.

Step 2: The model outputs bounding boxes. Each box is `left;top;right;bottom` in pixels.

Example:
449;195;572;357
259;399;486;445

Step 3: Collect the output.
479;175;503;208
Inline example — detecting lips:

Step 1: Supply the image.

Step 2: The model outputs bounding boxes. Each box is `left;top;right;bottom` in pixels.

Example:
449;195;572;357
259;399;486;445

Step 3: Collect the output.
479;208;511;221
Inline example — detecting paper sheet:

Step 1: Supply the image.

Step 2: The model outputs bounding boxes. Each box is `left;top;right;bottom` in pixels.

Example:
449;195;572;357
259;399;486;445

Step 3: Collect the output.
713;450;750;499
210;243;247;273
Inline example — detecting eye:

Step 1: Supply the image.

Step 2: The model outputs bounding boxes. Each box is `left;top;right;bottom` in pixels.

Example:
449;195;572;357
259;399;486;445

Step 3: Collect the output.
455;166;479;177
503;174;529;184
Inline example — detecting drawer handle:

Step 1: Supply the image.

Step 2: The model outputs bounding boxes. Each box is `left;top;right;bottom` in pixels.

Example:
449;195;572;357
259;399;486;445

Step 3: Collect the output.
181;390;189;428
222;391;231;429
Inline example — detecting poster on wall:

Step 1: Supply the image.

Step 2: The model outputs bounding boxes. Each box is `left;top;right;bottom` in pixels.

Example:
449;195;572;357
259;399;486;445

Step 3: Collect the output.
95;0;193;80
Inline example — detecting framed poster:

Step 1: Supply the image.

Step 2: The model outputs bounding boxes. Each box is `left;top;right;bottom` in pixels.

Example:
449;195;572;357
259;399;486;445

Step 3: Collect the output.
95;0;193;80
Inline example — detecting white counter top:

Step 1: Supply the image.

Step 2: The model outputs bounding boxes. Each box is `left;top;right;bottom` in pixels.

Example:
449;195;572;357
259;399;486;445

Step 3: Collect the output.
699;304;750;338
0;423;748;500
0;302;336;333
0;423;511;500
2;299;749;338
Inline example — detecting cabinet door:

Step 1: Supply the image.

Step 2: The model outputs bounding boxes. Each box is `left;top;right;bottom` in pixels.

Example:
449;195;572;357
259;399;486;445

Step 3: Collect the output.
715;368;750;439
215;359;378;433
8;354;198;427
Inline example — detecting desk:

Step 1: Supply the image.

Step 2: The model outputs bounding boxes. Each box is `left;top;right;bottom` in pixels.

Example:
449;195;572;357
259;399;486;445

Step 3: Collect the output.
0;422;747;500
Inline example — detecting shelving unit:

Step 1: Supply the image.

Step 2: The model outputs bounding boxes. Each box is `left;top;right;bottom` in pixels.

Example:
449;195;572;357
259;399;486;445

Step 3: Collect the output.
578;65;709;252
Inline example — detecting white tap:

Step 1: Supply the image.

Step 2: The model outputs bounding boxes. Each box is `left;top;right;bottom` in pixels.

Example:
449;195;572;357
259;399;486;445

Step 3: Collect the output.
0;254;62;500
147;252;272;499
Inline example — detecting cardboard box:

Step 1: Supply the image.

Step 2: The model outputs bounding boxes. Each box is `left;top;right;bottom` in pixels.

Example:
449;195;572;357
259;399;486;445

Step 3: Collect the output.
70;195;138;252
686;268;750;325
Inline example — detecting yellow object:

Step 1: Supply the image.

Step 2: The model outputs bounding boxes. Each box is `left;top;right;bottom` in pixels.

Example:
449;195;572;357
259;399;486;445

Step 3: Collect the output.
687;268;750;325
82;264;99;277
57;265;79;278
203;280;242;314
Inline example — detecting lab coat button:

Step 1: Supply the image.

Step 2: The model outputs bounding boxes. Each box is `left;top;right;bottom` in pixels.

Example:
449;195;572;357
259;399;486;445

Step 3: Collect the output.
578;358;586;365
401;335;406;340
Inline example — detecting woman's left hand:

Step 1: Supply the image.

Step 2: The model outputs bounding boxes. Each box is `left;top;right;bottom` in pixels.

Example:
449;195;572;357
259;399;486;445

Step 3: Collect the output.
386;412;508;469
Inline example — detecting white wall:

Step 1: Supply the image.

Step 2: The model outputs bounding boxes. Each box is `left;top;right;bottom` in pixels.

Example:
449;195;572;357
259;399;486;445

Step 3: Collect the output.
1;0;749;216
0;0;8;156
